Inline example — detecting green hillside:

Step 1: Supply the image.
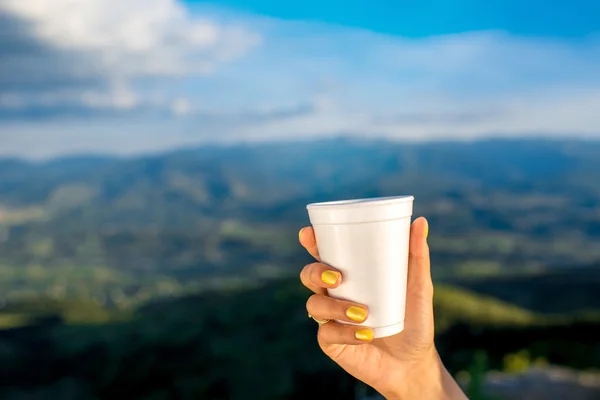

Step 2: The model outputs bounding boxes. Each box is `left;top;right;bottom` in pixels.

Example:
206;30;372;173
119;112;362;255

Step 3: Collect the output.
433;284;539;331
2;139;600;292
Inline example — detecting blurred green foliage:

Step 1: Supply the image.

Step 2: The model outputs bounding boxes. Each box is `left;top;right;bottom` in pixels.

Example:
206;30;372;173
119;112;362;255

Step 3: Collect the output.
0;280;598;399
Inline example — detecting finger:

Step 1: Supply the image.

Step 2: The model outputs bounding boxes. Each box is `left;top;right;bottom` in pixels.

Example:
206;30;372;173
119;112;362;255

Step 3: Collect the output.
317;322;375;346
298;227;320;261
299;262;342;295
306;294;369;324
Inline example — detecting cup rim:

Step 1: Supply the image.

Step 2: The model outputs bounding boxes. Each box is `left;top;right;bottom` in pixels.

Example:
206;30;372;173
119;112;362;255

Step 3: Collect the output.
306;195;414;209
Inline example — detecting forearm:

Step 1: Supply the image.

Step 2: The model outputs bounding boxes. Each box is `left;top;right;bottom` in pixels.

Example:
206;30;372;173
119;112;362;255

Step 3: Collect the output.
380;349;468;400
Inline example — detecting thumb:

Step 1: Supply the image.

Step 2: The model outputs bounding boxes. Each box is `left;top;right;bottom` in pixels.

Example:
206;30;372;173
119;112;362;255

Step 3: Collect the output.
407;217;433;300
403;217;435;342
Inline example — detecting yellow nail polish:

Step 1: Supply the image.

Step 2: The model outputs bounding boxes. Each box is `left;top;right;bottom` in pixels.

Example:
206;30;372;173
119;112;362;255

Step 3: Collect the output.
346;306;368;322
298;228;305;241
321;270;340;285
425;222;429;239
355;329;374;341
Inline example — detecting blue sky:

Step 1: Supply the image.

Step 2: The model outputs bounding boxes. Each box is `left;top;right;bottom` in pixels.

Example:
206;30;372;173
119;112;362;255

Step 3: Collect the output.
1;0;600;158
188;0;600;38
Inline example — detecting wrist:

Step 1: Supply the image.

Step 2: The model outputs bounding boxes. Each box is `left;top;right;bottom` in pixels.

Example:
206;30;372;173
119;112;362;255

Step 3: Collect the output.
381;348;467;400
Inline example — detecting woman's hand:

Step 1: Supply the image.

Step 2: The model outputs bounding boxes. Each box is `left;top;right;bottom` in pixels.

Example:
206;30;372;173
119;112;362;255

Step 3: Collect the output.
298;217;467;399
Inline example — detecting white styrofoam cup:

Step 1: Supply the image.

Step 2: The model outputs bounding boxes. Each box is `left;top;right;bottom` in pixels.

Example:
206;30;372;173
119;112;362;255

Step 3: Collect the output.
306;196;414;338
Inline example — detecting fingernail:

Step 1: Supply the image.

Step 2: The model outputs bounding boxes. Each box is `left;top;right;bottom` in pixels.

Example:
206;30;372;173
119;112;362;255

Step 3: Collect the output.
346;306;368;322
425;221;429;239
321;270;340;285
298;228;305;240
355;329;374;341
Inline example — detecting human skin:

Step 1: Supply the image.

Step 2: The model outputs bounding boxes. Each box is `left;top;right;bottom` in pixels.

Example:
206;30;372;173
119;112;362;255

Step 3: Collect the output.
298;217;468;399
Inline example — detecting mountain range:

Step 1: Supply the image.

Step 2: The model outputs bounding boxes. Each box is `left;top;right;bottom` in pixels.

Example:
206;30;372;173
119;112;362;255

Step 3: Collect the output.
1;138;600;304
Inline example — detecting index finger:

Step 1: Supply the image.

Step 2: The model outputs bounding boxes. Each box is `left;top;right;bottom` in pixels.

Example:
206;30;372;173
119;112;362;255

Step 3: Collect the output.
299;226;320;261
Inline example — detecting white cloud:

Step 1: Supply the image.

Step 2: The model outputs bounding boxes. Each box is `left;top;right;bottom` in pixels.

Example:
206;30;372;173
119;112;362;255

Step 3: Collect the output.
1;2;600;158
0;0;260;114
171;98;191;116
176;24;600;142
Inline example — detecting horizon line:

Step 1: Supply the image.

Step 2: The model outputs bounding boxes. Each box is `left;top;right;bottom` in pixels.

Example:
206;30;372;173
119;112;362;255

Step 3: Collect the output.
3;134;600;163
